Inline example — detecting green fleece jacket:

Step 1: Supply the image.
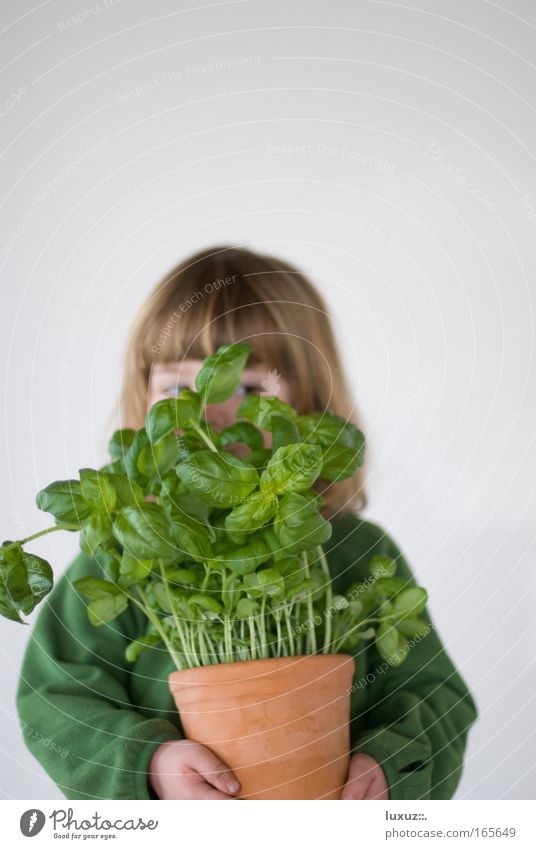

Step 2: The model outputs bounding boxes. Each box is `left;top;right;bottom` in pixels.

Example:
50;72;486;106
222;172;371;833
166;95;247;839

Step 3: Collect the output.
16;513;478;800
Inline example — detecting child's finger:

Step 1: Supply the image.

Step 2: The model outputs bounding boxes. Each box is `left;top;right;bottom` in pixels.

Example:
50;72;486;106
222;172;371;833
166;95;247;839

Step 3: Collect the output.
188;745;241;796
365;776;389;800
188;777;240;800
341;777;371;800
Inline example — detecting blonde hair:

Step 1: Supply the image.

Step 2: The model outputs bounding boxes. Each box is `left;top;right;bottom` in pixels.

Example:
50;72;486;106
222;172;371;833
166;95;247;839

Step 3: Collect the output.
107;244;368;520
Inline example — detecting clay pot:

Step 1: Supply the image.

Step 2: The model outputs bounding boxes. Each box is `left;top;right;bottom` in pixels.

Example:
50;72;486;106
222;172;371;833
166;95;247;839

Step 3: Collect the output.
168;653;355;800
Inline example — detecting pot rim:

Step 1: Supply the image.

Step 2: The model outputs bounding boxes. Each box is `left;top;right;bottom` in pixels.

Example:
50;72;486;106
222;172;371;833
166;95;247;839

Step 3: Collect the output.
168;652;355;686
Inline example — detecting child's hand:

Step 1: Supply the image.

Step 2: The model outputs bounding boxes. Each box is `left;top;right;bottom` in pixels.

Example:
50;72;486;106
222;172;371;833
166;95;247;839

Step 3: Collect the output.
148;739;241;800
341;753;390;800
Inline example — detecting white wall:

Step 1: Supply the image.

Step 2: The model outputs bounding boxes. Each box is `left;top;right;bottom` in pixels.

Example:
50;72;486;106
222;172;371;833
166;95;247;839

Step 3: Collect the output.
1;0;535;800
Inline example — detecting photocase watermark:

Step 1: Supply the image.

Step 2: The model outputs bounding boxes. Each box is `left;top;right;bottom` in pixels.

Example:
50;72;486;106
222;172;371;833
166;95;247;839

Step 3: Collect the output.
19;806;159;838
50;807;158;834
151;274;237;354
0;84;28;118
58;309;83;434
266;142;396;173
348;622;435;694
0;697;69;760
465;409;522;509
20;809;46;837
8;502;27;538
519;192;536;229
379;380;429;468
115;56;263;102
4;139;108;253
423;142;498;211
507;483;536;533
57;0;124;30
275;566;391;638
320;208;439;305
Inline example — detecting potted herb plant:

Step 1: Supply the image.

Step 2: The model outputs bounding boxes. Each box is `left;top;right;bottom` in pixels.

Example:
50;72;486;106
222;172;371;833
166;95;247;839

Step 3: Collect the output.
0;342;429;799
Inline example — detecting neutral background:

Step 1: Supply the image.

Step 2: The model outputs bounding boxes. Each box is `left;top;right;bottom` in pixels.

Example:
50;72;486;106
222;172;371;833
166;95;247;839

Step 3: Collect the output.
1;0;535;800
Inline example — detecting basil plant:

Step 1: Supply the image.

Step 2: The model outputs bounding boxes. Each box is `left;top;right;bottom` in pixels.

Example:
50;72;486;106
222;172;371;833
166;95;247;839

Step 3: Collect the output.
0;343;429;670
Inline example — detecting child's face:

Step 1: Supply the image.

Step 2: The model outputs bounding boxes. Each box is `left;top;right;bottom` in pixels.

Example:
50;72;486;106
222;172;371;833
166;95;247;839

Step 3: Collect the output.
148;359;291;456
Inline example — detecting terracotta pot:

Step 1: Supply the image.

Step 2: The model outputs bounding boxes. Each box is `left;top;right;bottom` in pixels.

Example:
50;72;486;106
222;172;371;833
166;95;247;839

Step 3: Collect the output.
168;653;355;800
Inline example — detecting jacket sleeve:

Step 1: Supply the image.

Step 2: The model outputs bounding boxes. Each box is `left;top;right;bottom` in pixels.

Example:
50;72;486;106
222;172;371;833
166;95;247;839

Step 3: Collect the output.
16;551;182;800
349;526;479;800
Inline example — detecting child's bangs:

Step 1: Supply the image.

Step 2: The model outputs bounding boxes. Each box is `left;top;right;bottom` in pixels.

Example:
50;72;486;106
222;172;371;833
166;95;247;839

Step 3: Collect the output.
140;276;299;376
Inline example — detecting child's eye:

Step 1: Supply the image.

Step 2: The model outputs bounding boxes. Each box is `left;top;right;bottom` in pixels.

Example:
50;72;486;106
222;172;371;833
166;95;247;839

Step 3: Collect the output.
237;384;260;396
164;384;188;396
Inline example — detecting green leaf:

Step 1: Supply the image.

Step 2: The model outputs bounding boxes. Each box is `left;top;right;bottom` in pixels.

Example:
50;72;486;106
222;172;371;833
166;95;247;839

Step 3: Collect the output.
106;474;145;509
297;412;365;481
176;449;259;508
347;598;364;619
159;474;210;525
195;342;253;404
340;626;375;650
165;567;199;587
235;597;259;619
221;573;241;611
396;617;430;638
124;428;151;486
79;513;113;558
271;414;301;450
145;391;201;444
224;491;277;535
320;443;364;482
170;515;214;562
112;503;178;559
284;578;317;602
87;593;128;626
125;633;161;663
219;422;264;452
73;575;122;599
375;621;409;666
0;547;53;620
273;492;332;551
137;432;180;481
237;395;298;430
260;443;323;494
108;429;136;460
119;552;154;581
79;468;117;513
189;593;223;614
298;411;365;452
391;588;428;620
373;577;407;596
243;567;285;599
35;480;91;524
370;555;397;579
209;539;271;575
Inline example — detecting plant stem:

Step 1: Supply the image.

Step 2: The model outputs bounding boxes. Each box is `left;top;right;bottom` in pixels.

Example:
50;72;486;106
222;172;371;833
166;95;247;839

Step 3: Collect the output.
274;608;282;657
330;613;402;653
301;551;317;654
132;585;183;670
248;616;257;659
158;559;193;667
223;616;233;662
284;605;295;655
259;596;268;658
191;423;218;453
316;544;333;654
196;625;207;665
1;523;80;552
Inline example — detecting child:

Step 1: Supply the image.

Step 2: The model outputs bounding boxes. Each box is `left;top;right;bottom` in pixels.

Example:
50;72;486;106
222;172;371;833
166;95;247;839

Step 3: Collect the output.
17;244;478;800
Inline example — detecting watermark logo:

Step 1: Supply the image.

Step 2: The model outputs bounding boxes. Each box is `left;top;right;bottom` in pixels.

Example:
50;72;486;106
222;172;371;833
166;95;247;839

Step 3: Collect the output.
260;368;282;396
20;809;45;837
